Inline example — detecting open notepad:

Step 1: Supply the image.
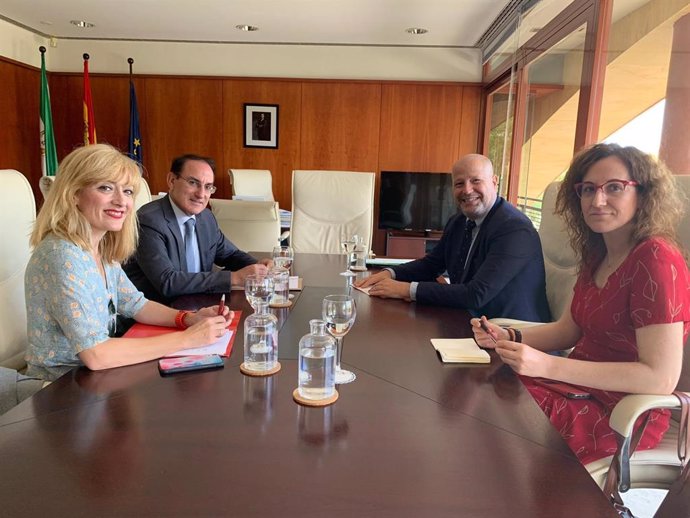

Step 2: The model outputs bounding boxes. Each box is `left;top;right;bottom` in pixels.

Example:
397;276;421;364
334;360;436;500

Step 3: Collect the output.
123;311;241;358
430;338;490;364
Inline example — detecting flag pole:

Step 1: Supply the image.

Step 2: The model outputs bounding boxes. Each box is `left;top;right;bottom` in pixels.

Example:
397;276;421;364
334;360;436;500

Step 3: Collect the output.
127;57;144;171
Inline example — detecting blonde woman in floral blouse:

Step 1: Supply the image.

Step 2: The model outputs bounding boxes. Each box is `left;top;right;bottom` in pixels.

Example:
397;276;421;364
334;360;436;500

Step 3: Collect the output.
25;145;230;381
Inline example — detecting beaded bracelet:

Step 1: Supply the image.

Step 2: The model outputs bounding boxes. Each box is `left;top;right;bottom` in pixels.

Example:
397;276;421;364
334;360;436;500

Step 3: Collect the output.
506;327;522;343
175;310;191;330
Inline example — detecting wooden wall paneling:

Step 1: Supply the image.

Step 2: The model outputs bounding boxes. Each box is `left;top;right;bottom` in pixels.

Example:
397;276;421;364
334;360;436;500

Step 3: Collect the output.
49;75;83;160
90;75;131;154
0;59;41;200
222;80;302;209
458;86;482;155
142;78;224;196
379;84;466;172
300;82;381;173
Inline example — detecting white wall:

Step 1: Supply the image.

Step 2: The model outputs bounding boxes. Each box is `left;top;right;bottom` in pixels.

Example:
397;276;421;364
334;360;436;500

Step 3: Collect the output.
0;19;482;81
0;18;50;68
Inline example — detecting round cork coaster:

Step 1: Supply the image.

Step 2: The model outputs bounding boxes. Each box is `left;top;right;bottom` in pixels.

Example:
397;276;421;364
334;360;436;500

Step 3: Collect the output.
240;362;281;377
292;388;339;407
269;300;293;308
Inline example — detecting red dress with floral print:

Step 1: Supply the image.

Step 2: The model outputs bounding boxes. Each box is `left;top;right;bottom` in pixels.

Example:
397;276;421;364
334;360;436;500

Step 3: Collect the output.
521;238;690;464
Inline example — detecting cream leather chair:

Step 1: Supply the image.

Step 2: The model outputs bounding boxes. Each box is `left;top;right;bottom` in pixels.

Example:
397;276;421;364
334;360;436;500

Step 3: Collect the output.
209;199;281;253
0;170;35;369
290;170;375;254
490;181;577;329
229;169;275;201
134;178;153;210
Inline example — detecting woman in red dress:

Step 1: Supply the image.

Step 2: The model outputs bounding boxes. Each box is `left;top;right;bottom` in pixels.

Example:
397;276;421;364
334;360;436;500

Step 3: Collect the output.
473;143;690;464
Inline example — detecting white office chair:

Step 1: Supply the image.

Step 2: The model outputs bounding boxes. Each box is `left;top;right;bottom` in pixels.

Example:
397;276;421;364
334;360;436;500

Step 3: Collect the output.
134;178;153;210
290;170;375;254
0;170;36;369
228;169;275;201
209;199;281;253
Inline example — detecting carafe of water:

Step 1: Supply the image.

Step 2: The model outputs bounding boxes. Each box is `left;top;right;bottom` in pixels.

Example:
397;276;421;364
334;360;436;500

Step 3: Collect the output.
241;301;279;375
297;319;336;401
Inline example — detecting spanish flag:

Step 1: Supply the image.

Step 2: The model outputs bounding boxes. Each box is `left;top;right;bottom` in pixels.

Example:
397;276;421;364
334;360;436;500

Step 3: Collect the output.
83;54;97;145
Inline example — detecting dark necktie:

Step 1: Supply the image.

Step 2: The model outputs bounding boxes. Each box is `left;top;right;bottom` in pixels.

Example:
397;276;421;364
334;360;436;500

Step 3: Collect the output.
458;219;476;271
184;218;200;273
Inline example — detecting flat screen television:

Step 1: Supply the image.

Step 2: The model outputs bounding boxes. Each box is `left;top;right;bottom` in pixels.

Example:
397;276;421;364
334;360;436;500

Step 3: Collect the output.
378;171;457;232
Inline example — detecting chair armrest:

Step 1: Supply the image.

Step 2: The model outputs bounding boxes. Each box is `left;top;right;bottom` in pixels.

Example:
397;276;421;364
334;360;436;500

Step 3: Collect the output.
488;318;544;329
609;393;685;438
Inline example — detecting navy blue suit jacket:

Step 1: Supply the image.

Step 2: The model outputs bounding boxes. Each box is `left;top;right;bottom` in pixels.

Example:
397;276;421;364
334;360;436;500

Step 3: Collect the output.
391;197;550;321
124;196;257;303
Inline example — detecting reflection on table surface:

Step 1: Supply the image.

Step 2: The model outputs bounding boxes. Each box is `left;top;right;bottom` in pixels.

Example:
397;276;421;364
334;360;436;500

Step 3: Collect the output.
0;253;615;517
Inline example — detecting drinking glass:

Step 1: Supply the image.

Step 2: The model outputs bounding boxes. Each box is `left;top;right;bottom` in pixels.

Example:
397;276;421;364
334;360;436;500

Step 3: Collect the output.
272;245;294;274
322;294;357;384
339;235;357;277
245;274;274;311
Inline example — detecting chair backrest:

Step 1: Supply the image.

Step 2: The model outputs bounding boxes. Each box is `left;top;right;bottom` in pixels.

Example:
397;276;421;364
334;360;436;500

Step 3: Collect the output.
209;199;281;253
229;169;275;201
539;181;578;321
0;170;36;369
135;178;153;210
290;170;375;254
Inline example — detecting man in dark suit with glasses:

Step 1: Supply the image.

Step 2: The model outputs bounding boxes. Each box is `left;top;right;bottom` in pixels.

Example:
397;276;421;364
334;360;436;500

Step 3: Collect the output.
125;154;271;303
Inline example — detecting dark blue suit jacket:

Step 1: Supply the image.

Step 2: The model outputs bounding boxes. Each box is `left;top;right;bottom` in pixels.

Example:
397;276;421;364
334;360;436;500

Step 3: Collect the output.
124;196;257;303
392;197;550;321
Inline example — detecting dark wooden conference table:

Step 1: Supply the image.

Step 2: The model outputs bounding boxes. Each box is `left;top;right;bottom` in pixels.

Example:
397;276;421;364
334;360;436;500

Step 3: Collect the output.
0;254;616;517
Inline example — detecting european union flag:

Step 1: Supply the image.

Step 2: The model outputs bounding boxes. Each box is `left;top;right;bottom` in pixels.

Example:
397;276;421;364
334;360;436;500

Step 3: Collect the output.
128;79;143;167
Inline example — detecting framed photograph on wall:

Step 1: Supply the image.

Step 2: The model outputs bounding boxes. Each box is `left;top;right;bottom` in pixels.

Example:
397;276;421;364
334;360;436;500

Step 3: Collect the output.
244;104;279;149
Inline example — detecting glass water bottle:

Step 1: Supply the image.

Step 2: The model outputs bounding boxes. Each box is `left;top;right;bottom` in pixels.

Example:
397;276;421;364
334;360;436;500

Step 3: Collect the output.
298;319;336;400
243;301;279;372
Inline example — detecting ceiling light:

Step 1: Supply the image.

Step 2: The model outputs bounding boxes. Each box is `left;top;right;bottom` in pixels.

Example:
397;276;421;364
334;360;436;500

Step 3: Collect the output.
235;25;259;32
70;20;95;28
39;21;53;26
405;27;428;35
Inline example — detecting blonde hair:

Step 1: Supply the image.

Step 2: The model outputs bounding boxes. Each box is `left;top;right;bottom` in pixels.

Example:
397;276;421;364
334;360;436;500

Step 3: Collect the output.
31;144;142;263
555;143;685;271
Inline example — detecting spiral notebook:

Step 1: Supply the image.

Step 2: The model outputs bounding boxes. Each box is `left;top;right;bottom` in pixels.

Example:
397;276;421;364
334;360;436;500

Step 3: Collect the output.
430;338;490;364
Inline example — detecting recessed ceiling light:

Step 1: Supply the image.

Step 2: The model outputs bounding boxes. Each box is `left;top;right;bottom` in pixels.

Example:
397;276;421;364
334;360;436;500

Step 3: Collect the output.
39;21;53;26
405;27;428;35
235;24;259;32
70;20;95;28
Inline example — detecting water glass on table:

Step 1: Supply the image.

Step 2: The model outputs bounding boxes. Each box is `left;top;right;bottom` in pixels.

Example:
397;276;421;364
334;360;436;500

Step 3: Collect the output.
340;235;358;277
269;266;291;308
272;245;294;274
322;294;357;384
245;274;274;311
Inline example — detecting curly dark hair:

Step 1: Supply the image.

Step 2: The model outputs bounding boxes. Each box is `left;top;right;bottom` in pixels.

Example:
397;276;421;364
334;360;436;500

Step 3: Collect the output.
554;143;685;271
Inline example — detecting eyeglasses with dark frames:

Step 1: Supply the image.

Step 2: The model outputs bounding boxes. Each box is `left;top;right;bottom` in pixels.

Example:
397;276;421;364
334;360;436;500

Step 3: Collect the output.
177;175;217;194
574;179;639;199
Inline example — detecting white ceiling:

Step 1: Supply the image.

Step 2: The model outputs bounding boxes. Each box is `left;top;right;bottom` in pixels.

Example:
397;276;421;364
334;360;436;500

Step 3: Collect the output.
0;0;512;47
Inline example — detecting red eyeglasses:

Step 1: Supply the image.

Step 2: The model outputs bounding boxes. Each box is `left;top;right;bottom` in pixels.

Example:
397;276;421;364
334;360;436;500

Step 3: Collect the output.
574;179;639;199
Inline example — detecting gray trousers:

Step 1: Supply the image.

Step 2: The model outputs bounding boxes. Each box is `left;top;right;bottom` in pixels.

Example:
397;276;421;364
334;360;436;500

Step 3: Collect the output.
0;367;43;415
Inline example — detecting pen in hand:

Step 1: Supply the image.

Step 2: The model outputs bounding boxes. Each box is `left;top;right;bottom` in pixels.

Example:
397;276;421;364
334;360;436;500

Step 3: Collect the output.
479;317;498;344
218;294;226;316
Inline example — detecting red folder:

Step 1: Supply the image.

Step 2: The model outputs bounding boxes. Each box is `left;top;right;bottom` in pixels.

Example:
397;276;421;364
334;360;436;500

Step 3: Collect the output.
123;310;242;357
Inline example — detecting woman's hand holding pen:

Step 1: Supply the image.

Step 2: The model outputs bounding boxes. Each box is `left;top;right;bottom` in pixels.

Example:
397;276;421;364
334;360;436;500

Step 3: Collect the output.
470;316;507;349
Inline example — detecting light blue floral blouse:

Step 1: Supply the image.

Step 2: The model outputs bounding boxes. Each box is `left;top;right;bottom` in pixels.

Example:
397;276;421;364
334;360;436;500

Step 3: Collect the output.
25;236;147;381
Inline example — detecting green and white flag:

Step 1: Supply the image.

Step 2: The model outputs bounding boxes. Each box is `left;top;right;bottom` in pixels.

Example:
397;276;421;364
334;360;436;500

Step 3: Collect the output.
40;49;58;176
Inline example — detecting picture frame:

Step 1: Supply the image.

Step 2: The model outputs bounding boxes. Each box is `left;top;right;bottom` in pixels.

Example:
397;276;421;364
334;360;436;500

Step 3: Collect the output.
244;103;279;149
